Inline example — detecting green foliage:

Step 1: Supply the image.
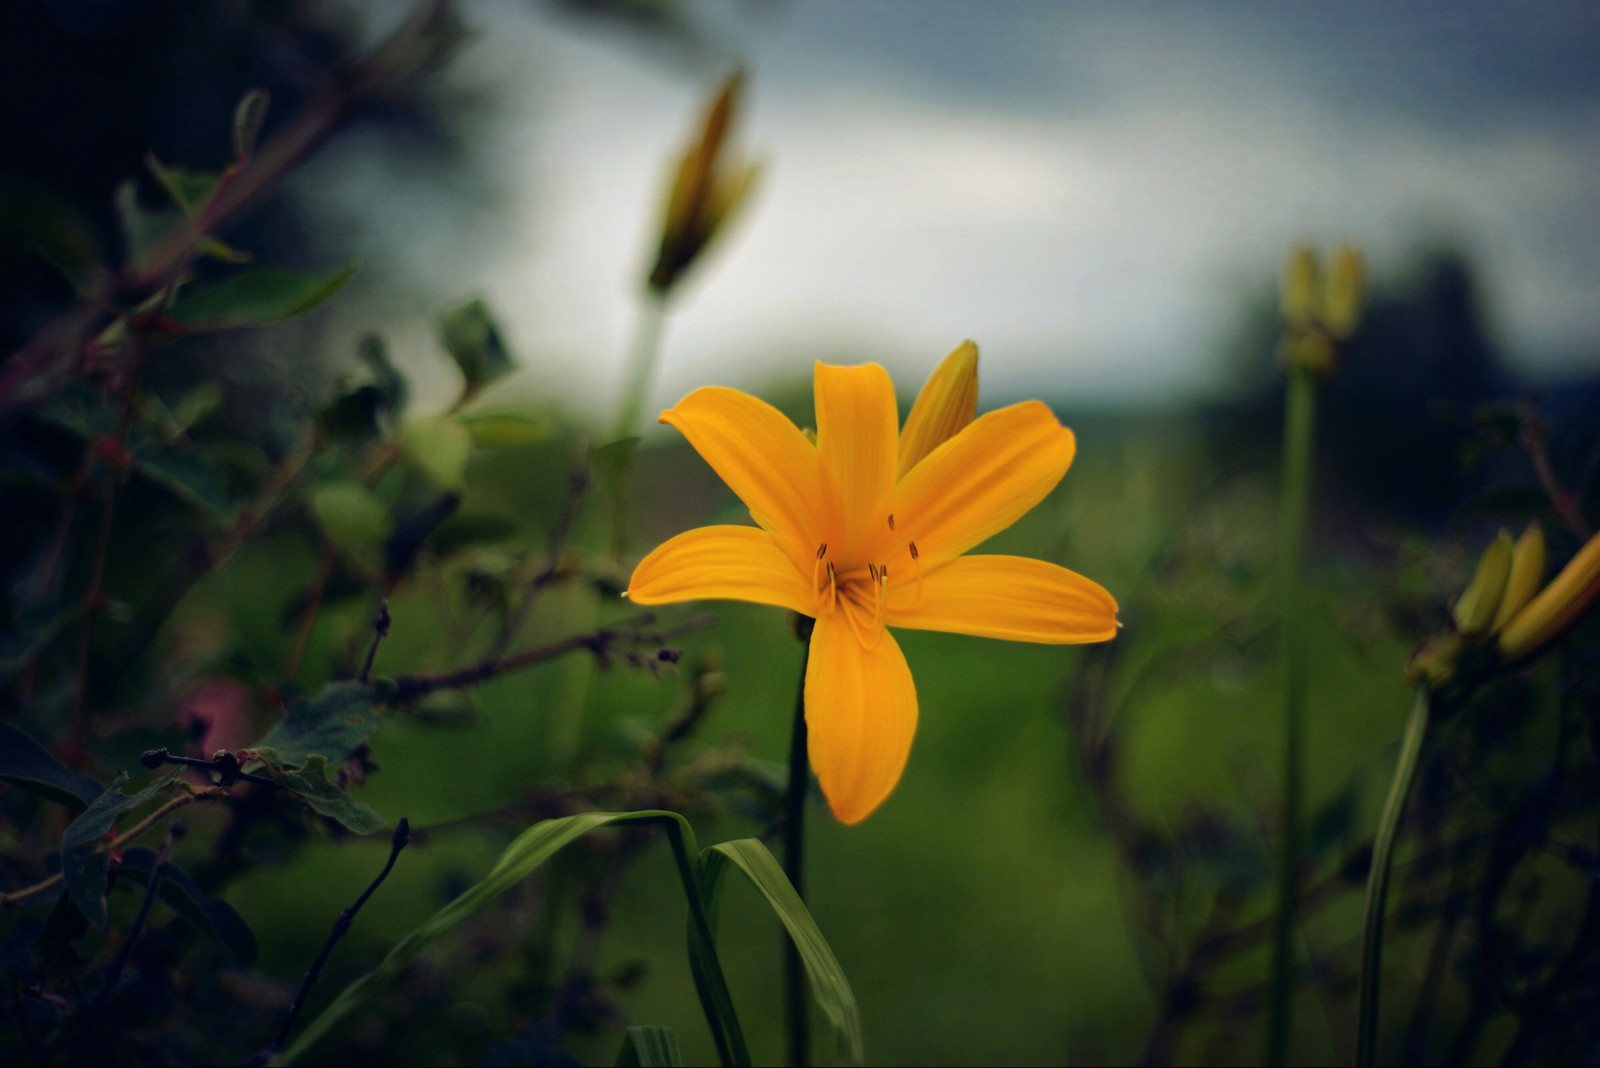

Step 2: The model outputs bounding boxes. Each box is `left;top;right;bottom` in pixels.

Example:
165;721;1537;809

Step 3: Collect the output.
233;89;270;160
0;600;79;673
39;387;235;515
0;720;101;811
439;299;515;393
59;769;181;929
256;752;385;834
700;839;864;1066
118;848;259;965
311;483;394;561
255;682;382;768
399;414;473;490
616;1026;684;1066
167;265;359;331
146;156;219;219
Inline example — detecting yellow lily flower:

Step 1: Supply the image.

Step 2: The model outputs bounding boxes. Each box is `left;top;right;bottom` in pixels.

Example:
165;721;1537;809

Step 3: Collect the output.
627;352;1119;823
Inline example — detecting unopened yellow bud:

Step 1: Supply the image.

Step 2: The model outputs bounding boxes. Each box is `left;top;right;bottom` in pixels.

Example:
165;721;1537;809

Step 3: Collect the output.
1452;530;1512;636
898;340;979;474
1281;246;1320;328
1323;245;1366;339
1490;522;1547;634
1498;527;1600;663
649;70;759;295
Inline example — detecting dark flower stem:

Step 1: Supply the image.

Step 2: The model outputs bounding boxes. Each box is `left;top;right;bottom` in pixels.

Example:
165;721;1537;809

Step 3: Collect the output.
783;623;812;1068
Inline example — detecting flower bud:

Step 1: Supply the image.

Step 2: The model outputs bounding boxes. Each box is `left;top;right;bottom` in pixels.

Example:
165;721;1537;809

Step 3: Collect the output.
1497;527;1600;663
1281;246;1320;328
1490;522;1546;634
648;70;760;295
898;340;979;474
1322;245;1366;339
1452;530;1513;636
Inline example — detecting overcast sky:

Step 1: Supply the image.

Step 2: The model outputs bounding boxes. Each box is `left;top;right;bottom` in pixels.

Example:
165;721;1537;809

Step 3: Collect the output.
312;1;1600;420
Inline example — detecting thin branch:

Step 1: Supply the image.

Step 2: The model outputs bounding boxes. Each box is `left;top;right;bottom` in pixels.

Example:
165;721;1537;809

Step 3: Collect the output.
389;612;708;704
65;340;147;761
73;825;183;1062
360;599;392;684
285;545;338;679
488;459;589;659
262;818;411;1061
1522;419;1592;540
0;791;213;908
118;424;322;671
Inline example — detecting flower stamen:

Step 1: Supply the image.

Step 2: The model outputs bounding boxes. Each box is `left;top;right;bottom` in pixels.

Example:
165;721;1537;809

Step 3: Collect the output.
902;541;924;610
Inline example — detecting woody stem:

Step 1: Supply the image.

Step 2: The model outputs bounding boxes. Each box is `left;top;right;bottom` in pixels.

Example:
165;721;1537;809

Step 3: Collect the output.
783;622;812;1068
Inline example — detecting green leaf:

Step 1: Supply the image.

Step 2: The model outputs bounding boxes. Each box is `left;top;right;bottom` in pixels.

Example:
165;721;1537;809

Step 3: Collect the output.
589;436;640;489
167;265;358;330
146;154;218;219
59;768;181;929
170;382;224;432
439;299;514;391
311;483;394;559
255;681;381;767
275;811;747;1068
700;839;863;1066
358;333;408;415
258;752;384;835
116;179;180;263
36;387;233;516
399;414;473;490
233;89;270;160
616;1026;683;1066
0;599;79;673
459;410;547;449
118;849;259;965
131;440;233;516
0;720;102;811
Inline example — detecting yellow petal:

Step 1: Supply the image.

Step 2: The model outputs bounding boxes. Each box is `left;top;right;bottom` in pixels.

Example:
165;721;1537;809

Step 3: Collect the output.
1498;527;1600;663
1490;522;1547;634
898;340;978;476
1323;245;1366;339
882;401;1075;566
1281;246;1320;327
1452;529;1513;636
661;386;837;567
887;555;1118;643
814;362;898;556
805;612;917;825
627;525;813;614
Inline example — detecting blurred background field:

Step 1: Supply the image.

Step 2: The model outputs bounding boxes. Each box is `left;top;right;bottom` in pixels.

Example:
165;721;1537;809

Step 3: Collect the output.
3;2;1599;1066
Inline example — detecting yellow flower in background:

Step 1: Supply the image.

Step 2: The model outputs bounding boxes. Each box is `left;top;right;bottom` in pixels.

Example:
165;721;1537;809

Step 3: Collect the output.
1279;244;1366;376
628;343;1119;823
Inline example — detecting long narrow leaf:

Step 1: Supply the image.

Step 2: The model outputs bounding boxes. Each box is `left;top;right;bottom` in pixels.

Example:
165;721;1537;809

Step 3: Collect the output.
701;839;864;1066
274;811;745;1067
616;1025;684;1066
